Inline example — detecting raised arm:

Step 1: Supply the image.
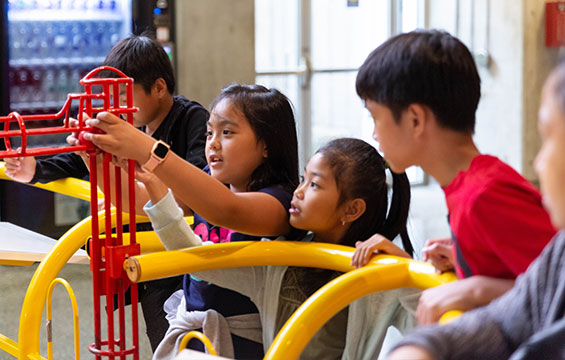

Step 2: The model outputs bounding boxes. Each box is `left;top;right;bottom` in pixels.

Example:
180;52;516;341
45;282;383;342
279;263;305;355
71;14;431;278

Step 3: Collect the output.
85;113;290;236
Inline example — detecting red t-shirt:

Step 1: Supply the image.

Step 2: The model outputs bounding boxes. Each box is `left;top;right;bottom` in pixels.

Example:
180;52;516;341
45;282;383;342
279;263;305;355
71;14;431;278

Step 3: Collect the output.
443;155;556;279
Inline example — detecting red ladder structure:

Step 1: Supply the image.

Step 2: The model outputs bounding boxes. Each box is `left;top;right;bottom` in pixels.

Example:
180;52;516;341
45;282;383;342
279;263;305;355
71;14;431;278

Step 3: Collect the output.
0;66;141;359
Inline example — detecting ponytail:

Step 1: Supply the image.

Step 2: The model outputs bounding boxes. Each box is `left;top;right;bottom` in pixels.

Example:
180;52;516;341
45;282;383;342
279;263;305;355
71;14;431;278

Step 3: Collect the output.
382;171;413;257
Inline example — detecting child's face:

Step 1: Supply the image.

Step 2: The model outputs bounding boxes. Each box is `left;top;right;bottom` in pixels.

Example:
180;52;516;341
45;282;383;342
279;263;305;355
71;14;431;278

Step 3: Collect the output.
206;99;267;192
365;99;415;173
289;153;346;241
535;74;565;229
113;83;159;128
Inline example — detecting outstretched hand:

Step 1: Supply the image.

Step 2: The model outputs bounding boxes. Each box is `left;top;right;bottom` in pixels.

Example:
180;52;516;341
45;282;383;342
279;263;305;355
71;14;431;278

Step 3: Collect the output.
83;112;155;164
422;237;455;273
351;233;412;268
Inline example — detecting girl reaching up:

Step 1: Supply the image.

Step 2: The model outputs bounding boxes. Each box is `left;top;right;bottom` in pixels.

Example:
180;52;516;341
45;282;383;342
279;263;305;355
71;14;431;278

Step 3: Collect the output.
85;84;301;359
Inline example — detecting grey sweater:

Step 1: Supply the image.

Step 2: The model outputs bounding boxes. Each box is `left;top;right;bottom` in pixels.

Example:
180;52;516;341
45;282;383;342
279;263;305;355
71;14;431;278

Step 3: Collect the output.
391;231;565;360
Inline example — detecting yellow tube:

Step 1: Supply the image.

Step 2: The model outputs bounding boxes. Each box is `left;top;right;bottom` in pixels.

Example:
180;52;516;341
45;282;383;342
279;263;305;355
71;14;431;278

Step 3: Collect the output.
178;331;218;356
0;161;102;202
265;262;456;359
17;209;127;360
46;278;80;360
0;333;19;358
439;310;463;324
126;241;367;283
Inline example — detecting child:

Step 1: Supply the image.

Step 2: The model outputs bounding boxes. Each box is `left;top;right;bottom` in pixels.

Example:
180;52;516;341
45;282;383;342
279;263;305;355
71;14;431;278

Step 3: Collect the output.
351;29;556;325
386;58;565;360
84;84;301;359
140;138;416;359
3;33;208;351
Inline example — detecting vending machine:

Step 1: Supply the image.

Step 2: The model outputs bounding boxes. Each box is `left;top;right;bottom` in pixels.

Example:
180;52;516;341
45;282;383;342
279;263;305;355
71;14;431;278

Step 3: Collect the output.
0;0;176;238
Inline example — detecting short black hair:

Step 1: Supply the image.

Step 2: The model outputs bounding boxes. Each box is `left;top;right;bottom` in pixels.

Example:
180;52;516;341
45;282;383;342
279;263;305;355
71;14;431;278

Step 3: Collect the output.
210;84;299;192
356;29;481;134
101;32;175;94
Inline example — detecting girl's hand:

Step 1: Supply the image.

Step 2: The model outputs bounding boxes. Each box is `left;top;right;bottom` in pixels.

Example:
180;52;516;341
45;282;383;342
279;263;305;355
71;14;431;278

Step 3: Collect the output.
351;233;411;268
83;112;155;164
110;155;169;204
422;237;455;273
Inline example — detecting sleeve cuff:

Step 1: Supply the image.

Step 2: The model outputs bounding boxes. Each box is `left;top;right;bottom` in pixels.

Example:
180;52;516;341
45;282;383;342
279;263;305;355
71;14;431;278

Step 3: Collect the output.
143;189;183;231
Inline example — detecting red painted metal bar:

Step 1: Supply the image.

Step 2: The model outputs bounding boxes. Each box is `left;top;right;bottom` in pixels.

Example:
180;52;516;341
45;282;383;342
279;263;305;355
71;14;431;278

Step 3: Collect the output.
0;66;140;359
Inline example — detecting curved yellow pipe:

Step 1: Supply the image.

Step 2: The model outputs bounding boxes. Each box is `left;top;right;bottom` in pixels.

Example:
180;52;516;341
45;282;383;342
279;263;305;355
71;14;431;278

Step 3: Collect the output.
265;262;456;359
0;161;102;202
125;241;363;283
17;210;146;360
46;278;80;360
15;206;191;360
178;331;218;356
125;242;457;360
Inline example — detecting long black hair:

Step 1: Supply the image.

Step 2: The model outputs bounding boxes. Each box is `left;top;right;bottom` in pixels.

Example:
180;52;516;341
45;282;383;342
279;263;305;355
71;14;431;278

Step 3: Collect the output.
317;138;413;256
210;84;300;192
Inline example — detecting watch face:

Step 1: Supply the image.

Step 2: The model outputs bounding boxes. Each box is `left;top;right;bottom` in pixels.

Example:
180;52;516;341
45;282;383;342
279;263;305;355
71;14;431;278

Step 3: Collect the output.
154;142;170;158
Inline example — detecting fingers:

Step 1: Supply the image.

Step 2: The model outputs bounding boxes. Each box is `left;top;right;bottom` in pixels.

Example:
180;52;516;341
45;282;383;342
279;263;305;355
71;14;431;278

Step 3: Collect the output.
416;290;442;325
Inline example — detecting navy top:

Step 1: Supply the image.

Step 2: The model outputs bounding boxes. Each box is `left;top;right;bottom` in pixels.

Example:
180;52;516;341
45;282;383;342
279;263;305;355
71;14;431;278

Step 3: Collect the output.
183;185;295;317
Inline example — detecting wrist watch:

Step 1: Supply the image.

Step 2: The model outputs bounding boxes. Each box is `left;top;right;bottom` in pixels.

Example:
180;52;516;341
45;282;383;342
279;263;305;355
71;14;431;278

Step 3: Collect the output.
142;140;171;172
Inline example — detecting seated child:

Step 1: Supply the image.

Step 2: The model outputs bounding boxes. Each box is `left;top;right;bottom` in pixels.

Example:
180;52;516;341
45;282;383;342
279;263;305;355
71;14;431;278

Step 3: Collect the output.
84;84;301;359
141;138;417;359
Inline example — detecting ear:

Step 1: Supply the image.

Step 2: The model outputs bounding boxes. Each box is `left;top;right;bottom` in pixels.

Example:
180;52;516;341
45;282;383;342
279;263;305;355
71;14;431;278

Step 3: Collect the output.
405;103;428;138
262;141;268;158
152;78;168;98
341;198;366;224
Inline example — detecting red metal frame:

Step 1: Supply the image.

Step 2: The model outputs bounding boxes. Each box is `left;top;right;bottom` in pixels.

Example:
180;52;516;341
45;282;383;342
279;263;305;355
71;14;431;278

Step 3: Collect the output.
0;66;140;359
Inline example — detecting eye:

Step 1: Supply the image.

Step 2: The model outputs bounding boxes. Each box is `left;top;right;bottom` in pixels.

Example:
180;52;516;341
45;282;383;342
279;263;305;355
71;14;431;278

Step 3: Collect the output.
310;181;319;189
205;129;213;137
299;175;305;183
223;129;233;135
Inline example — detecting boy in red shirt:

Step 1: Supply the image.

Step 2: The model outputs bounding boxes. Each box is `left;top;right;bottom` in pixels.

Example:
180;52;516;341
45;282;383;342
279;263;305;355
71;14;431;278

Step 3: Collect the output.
351;29;556;324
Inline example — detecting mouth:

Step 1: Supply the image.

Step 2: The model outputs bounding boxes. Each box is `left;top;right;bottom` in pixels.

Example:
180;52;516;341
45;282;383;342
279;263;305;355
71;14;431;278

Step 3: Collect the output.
208;154;223;167
289;201;300;215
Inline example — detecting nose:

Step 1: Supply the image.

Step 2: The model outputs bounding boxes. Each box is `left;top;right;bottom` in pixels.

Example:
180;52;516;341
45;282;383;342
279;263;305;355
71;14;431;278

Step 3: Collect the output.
207;133;220;150
294;183;305;200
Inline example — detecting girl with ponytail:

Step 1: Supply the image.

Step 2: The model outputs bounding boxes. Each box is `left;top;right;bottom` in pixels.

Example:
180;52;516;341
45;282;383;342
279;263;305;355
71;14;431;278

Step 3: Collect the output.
148;137;415;359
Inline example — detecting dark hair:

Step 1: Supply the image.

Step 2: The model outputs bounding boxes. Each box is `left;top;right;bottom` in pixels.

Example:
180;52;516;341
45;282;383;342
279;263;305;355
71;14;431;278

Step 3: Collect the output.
210;84;300;192
317;138;413;255
356;29;481;134
100;32;175;94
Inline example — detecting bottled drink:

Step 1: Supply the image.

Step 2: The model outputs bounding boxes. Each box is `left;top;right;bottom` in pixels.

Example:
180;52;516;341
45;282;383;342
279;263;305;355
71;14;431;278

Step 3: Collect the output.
30;67;43;102
42;67;57;103
56;67;69;102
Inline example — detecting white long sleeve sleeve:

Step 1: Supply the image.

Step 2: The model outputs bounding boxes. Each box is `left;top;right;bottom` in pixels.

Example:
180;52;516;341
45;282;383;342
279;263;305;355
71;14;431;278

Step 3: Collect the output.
143;189;202;250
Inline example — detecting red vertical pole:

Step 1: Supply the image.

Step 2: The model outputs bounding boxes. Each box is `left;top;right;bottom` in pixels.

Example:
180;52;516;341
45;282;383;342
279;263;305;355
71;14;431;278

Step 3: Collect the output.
89;152;102;360
127;78;139;360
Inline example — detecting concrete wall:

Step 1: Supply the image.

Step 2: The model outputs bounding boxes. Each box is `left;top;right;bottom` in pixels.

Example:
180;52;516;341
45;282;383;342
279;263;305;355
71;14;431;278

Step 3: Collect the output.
429;0;560;181
175;0;255;108
523;0;561;180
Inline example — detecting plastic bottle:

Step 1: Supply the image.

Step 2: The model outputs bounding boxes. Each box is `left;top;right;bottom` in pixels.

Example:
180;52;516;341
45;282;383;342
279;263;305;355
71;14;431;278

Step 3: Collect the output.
30;67;43;102
43;67;57;103
56;67;69;102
